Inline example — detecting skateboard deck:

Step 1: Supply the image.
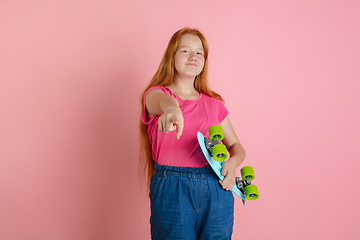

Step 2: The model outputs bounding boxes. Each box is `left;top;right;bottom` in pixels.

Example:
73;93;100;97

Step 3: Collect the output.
197;131;247;204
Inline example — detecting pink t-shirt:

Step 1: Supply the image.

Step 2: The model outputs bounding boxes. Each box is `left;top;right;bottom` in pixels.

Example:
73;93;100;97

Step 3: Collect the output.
142;86;229;167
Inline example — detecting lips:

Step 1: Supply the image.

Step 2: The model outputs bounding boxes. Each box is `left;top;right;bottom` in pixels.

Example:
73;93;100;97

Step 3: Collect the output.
186;63;197;66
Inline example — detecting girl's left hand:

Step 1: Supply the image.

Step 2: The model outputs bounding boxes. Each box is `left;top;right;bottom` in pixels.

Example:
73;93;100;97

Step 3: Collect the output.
219;159;238;191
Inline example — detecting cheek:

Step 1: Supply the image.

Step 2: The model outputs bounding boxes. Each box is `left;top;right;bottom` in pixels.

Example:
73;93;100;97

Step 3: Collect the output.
199;59;205;69
175;54;184;63
174;59;182;71
174;56;181;69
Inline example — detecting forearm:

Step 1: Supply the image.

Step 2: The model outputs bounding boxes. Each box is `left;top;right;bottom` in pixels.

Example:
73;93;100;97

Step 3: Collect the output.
153;93;184;139
220;142;246;190
158;94;179;114
227;142;246;167
146;90;180;116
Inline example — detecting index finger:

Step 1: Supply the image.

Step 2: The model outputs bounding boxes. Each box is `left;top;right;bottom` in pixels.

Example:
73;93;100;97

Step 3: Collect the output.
174;120;184;140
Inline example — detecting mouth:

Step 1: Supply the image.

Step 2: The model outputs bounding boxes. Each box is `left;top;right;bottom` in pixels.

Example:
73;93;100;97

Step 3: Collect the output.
187;63;197;66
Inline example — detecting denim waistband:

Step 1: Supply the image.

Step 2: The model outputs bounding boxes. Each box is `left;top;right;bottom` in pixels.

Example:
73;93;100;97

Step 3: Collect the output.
153;162;214;177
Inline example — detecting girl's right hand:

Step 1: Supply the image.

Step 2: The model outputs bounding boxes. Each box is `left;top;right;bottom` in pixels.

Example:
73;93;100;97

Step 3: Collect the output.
157;106;184;140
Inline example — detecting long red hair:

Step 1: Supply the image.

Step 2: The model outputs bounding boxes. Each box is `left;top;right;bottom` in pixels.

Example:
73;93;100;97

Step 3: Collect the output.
139;28;224;190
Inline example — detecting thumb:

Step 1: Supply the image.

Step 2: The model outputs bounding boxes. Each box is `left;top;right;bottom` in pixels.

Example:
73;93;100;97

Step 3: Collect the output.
221;162;228;176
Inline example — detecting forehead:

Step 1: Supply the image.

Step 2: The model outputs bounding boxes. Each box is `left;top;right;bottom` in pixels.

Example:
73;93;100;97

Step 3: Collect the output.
178;34;203;49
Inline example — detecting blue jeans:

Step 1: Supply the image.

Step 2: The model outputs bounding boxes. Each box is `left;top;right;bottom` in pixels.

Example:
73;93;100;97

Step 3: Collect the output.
150;162;234;240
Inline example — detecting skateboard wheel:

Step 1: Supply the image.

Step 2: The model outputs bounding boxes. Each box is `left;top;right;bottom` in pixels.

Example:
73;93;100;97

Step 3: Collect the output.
241;166;255;181
208;125;224;141
212;144;227;161
244;185;259;200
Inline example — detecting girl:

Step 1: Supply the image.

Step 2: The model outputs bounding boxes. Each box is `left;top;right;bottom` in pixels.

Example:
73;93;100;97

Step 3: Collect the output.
139;28;246;240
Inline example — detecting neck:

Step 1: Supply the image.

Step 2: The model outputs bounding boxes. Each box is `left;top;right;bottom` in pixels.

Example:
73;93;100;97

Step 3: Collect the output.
170;74;196;91
166;76;200;100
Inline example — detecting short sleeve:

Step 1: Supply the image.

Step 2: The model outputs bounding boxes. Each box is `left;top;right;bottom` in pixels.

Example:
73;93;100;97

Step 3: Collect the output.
217;100;229;123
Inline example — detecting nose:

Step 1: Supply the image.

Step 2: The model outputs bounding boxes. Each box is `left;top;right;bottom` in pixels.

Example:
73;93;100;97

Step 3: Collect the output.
189;53;197;61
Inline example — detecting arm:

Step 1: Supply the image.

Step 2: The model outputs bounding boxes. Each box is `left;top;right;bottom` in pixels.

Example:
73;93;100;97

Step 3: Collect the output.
218;116;246;190
145;90;184;140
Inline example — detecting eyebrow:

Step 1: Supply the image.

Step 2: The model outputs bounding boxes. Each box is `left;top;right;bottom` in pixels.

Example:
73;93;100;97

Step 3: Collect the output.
179;46;204;51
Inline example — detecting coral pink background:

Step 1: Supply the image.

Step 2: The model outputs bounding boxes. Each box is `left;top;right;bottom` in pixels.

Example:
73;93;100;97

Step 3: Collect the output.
1;0;359;239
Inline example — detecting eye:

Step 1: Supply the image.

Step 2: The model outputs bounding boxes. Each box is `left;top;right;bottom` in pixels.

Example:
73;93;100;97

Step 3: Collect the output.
197;52;203;55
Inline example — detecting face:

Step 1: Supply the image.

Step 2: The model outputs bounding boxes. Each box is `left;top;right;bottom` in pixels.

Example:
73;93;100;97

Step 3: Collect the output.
174;34;205;80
